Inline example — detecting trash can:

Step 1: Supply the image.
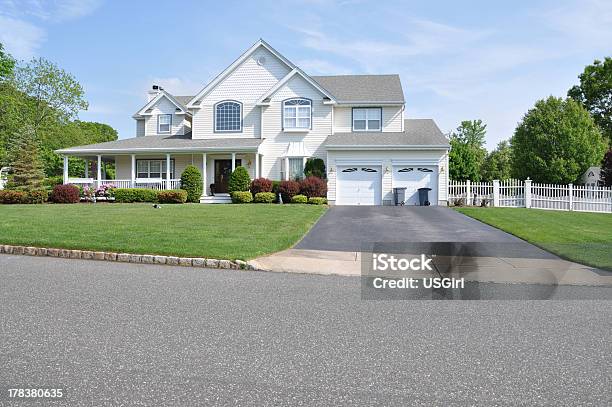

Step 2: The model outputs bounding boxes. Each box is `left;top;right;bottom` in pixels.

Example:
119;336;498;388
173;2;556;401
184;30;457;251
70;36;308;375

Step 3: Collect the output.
418;188;432;206
393;187;407;206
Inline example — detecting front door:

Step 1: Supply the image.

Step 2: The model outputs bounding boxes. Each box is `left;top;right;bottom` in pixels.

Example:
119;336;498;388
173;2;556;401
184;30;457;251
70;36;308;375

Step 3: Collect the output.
214;159;241;193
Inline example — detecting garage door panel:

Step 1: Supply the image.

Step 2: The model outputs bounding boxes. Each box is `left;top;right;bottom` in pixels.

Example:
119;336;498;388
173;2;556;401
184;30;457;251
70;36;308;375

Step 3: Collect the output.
337;166;382;205
393;166;438;205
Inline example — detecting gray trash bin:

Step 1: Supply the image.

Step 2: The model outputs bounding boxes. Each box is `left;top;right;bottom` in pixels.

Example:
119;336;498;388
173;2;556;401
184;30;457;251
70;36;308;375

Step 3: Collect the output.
393;187;407;206
418;188;432;206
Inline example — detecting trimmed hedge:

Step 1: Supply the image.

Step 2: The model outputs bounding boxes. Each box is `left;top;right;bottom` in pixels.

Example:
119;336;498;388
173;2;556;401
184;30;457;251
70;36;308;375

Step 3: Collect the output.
26;189;49;204
228;166;251;193
180;165;203;203
231;191;253;203
308;197;327;205
114;188;159;203
254;192;275;203
158;189;188;204
291;194;308;204
279;180;300;203
250;177;273;194
50;184;80;203
299;176;327;198
0;190;27;204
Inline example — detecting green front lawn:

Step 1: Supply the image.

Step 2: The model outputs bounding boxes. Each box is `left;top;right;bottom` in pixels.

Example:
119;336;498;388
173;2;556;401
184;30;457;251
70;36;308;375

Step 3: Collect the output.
0;204;327;260
455;207;612;270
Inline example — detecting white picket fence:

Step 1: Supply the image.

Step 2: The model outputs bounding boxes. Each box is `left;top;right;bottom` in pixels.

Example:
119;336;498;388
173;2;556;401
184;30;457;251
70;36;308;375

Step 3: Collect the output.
449;179;612;214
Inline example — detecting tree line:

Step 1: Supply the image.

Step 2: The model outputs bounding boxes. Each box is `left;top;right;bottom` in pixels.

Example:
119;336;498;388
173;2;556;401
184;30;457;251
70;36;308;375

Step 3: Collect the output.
0;43;118;189
450;57;612;186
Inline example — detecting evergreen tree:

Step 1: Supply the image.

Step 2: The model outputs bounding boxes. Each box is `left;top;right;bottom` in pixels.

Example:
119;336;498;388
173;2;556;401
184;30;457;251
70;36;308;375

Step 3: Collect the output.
6;126;46;191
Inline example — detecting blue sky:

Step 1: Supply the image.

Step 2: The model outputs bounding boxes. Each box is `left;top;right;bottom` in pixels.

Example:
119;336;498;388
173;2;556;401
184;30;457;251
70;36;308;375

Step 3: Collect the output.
0;0;610;150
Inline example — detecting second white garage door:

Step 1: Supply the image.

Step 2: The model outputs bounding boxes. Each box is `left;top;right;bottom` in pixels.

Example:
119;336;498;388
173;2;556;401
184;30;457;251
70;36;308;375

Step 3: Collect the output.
392;165;438;205
336;166;382;205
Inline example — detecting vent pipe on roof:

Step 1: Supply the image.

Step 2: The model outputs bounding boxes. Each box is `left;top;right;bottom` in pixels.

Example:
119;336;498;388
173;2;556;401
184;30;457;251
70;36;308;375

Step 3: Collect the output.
147;84;162;101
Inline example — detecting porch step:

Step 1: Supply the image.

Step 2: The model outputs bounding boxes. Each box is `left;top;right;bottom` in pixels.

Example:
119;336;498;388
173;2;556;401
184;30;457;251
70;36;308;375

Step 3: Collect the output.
200;193;232;204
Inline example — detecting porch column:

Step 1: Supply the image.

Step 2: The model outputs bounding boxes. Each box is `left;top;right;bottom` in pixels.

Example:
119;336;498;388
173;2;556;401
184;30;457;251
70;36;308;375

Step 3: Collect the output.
202;153;207;196
130;154;136;188
84;159;88;178
166;153;171;190
255;153;259;179
284;157;289;181
96;155;102;187
231;152;236;172
63;156;69;184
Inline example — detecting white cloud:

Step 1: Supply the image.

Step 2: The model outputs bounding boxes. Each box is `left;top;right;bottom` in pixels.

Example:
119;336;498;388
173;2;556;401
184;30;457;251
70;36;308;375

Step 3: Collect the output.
144;77;201;97
0;15;45;59
0;0;101;22
543;0;612;48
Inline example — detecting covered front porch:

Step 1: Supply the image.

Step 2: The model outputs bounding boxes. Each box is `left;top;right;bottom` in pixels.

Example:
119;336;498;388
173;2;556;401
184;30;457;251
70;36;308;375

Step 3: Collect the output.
59;147;262;203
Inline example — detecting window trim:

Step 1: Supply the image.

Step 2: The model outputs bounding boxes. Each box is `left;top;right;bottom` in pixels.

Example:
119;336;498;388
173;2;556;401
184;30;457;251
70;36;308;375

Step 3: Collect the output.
282;97;312;131
214;100;243;133
352;107;382;132
158;114;172;134
136;159;175;179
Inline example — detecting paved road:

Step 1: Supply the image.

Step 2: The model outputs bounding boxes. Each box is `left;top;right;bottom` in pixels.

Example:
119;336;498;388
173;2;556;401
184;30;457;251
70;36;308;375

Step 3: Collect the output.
1;254;611;406
295;206;558;259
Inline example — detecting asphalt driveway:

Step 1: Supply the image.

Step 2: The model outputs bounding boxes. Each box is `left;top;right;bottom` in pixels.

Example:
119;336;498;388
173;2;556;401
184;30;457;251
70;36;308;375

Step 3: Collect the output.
295;206;555;258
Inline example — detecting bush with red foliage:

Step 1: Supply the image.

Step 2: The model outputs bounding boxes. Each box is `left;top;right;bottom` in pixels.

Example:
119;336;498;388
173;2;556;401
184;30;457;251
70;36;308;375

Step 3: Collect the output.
250;177;273;194
50;184;80;203
278;180;300;203
299;176;327;198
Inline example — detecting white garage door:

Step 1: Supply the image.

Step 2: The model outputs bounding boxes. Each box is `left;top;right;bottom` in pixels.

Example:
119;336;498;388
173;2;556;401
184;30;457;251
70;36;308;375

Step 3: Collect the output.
392;166;438;205
336;166;382;205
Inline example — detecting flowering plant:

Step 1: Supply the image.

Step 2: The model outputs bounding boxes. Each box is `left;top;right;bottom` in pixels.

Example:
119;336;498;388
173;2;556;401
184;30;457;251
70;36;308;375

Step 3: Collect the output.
95;184;116;198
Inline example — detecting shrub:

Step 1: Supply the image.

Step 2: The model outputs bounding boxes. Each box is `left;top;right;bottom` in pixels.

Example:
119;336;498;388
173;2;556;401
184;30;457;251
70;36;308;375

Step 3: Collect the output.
271;180;281;193
50;184;80;203
291;194;308;204
95;184;116;198
250;177;273;194
26;189;49;204
279;180;300;203
0;190;28;204
157;189;188;204
231;191;253;203
43;176;64;190
299;176;327;198
228;166;251;193
304;158;326;179
180;165;203;203
254;192;275;203
308;197;327;205
114;188;158;203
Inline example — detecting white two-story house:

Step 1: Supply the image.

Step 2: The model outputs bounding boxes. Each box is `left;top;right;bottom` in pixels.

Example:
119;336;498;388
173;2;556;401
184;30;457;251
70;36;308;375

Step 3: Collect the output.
58;39;450;205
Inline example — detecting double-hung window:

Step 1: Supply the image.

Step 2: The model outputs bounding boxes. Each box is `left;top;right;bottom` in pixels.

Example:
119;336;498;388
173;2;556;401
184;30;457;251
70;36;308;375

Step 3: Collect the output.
215;101;242;132
158;114;172;133
352;108;381;131
136;159;175;179
283;98;311;130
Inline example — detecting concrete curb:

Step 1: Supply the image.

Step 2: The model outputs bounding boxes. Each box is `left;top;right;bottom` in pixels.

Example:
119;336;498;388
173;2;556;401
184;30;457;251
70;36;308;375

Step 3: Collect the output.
0;244;255;271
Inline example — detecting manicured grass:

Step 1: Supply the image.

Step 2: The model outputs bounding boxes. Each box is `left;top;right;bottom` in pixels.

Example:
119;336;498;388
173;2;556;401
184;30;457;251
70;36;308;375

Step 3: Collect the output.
455;207;612;270
0;204;327;260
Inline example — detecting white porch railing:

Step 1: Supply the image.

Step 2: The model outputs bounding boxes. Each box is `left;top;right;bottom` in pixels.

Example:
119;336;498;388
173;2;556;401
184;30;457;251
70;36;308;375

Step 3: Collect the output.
449;179;612;214
67;179;182;190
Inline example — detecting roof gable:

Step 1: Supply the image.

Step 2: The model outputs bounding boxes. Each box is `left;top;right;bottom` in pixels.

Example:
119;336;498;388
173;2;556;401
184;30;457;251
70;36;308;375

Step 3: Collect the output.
257;69;336;105
134;90;191;118
186;39;295;107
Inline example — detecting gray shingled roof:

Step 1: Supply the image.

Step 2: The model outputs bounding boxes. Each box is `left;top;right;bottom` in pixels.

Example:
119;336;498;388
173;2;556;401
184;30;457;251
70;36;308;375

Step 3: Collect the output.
174;95;193;108
325;119;449;148
56;134;262;154
311;74;404;103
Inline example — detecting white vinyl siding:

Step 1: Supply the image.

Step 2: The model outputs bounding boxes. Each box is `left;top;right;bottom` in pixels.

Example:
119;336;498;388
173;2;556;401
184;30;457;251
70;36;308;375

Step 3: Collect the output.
143;97;189;136
260;75;332;180
191;46;291;139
